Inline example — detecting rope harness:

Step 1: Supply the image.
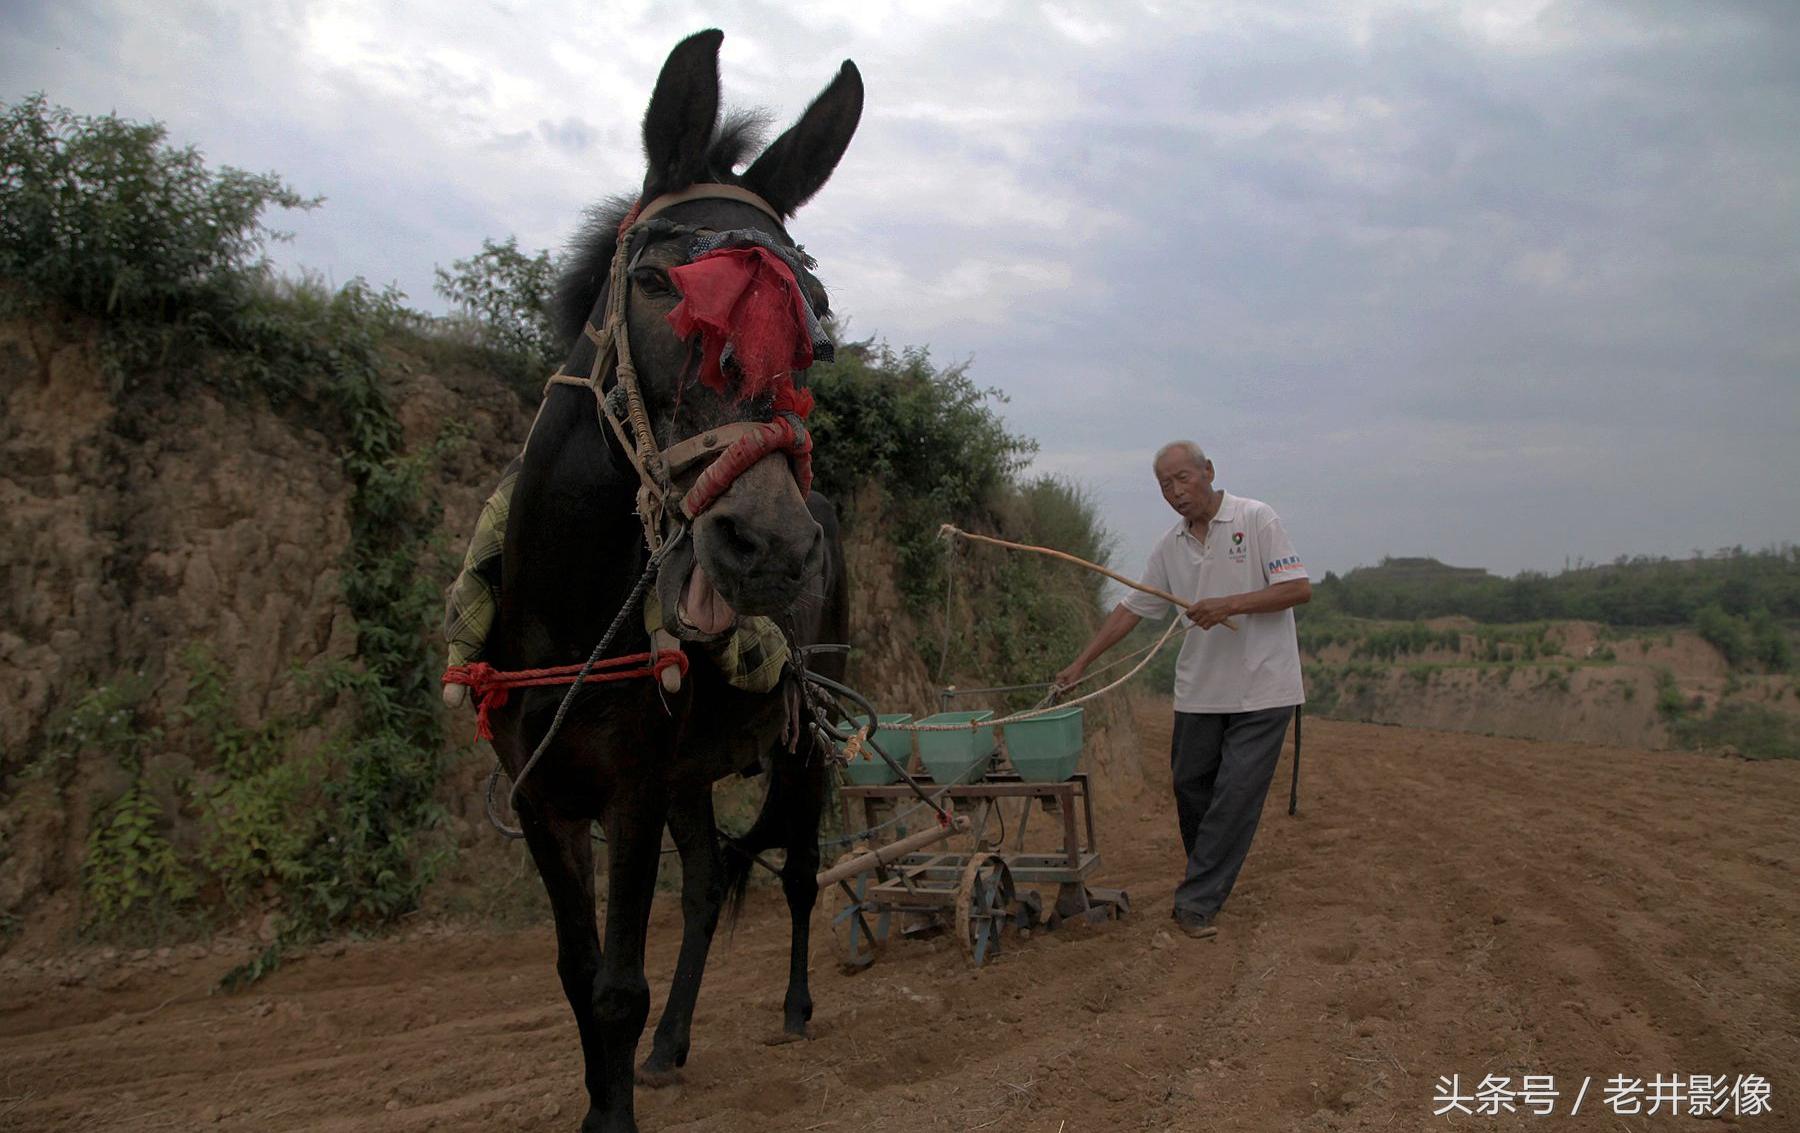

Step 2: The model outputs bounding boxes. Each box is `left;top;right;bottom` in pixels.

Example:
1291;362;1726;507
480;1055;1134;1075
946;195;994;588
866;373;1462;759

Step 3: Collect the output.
443;654;689;743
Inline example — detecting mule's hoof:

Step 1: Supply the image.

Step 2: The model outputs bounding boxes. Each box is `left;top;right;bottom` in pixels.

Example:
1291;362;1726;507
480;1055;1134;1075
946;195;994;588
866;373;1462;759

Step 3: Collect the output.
636;1062;684;1088
762;1025;812;1046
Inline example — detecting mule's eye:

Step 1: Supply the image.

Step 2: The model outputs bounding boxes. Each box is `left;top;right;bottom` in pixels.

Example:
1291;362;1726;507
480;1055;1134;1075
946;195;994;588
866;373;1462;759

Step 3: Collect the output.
633;268;677;299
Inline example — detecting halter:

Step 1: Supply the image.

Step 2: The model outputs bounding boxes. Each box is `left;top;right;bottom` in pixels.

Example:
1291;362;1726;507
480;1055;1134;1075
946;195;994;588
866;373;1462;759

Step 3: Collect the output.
544;183;819;556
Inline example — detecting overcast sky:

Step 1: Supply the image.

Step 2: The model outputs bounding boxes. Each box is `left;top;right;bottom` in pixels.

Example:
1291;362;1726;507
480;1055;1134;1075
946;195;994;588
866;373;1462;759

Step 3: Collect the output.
6;0;1797;584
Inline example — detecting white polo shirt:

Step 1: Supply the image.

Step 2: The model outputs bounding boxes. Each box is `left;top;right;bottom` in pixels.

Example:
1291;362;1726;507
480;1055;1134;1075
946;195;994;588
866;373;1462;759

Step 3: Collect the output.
1120;492;1308;713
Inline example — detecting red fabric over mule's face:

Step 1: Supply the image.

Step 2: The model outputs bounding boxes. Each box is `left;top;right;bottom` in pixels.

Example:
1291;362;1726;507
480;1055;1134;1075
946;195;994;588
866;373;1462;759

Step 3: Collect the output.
665;247;815;418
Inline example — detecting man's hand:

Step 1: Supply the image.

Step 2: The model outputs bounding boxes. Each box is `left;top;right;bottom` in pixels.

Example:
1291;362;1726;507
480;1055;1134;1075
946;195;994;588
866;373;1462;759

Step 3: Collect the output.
1052;661;1087;693
1185;596;1239;629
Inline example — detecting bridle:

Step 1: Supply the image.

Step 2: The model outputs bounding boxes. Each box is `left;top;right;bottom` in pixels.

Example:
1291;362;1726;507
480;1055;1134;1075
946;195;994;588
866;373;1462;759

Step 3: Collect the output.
544;183;819;557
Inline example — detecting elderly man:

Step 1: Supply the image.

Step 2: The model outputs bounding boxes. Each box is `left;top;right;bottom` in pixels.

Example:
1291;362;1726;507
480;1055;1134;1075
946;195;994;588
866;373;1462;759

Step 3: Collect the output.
1055;441;1310;939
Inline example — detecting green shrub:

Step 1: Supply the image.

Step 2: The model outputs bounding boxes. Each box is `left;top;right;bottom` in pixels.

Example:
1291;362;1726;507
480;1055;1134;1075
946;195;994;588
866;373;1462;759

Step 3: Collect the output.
0;94;316;385
1748;609;1792;673
1696;604;1750;668
83;785;195;927
23;675;158;783
1353;623;1460;661
179;648;315;907
1654;669;1687;721
433;236;560;399
1672;703;1800;760
808;342;1032;605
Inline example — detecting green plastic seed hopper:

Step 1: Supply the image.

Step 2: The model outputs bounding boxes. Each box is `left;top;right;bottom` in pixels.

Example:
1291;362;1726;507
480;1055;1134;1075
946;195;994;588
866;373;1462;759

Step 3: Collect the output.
914;709;997;784
1001;705;1084;782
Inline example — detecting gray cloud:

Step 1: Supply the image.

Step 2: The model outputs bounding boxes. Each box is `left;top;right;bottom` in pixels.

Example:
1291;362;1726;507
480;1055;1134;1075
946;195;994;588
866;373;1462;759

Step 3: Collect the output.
3;0;1794;582
538;115;595;152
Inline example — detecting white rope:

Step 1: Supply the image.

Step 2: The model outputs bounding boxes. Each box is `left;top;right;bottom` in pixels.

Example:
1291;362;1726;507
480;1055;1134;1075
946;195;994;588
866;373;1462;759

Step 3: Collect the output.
886;614;1188;732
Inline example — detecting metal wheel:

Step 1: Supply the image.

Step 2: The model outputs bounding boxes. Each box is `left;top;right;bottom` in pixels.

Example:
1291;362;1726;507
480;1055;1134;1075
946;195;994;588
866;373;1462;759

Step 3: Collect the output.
822;851;886;970
954;852;1015;967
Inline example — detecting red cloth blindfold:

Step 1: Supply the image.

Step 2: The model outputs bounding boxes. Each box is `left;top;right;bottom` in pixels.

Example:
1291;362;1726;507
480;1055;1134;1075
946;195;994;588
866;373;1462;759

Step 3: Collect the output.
665;247;816;419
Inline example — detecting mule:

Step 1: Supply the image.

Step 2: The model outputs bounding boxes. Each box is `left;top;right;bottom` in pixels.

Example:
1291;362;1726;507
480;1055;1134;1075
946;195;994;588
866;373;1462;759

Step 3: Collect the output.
482;29;861;1133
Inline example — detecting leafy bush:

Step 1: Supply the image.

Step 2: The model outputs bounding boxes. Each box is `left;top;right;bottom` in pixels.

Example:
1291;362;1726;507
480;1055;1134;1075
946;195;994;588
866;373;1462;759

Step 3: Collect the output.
83;786;195;926
1747;609;1791;673
808;340;1035;610
181;649;315;908
0;94;316;384
1654;669;1687;721
24;675;158;783
434;236;560;397
1672;703;1800;760
1695;604;1749;668
1353;623;1462;661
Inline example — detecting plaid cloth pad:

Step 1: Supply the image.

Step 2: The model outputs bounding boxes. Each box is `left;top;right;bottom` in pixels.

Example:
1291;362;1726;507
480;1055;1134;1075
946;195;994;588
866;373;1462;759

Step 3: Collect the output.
640;591;790;695
443;459;790;693
444;456;520;670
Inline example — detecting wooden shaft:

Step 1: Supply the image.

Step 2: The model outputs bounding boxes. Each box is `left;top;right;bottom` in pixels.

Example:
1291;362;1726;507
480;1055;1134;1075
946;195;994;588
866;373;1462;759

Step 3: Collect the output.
815;813;971;889
941;526;1238;631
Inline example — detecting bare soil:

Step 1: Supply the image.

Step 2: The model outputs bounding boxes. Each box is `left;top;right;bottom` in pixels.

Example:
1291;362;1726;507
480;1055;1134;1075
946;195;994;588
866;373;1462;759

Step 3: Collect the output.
3;705;1796;1132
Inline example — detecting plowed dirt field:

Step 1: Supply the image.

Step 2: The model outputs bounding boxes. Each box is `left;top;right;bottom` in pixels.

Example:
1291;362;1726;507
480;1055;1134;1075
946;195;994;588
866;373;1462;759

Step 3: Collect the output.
4;707;1796;1132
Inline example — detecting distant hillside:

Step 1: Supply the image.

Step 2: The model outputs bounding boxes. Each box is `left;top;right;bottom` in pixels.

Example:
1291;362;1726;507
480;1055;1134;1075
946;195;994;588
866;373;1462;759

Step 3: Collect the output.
1313;548;1800;625
1358;556;1492;579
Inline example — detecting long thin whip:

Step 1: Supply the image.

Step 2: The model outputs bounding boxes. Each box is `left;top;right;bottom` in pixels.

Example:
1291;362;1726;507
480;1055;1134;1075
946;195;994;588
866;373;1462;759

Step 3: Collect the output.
938;525;1238;631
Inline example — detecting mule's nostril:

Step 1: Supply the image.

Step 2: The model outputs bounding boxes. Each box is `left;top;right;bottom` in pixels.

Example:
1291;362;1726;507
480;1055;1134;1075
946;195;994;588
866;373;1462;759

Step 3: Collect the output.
712;513;764;565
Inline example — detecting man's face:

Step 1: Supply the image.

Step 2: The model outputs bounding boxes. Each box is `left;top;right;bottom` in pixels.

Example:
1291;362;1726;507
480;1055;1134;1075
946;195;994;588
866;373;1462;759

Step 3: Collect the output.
1155;450;1214;522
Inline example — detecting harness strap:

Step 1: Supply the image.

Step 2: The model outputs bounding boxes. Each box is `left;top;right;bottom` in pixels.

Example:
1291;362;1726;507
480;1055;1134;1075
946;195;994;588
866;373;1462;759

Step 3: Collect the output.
662;421;768;477
636;183;785;229
682;413;813;518
444;654;690;742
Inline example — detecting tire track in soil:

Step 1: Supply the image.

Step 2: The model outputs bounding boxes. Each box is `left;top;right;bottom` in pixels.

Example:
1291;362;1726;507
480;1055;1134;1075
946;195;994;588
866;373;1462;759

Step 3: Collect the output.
2;706;1795;1132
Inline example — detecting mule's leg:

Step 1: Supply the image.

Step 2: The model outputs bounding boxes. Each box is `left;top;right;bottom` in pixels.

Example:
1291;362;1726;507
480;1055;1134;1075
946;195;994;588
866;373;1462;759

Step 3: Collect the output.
639;785;724;1085
516;802;609;1127
776;756;827;1038
590;780;669;1133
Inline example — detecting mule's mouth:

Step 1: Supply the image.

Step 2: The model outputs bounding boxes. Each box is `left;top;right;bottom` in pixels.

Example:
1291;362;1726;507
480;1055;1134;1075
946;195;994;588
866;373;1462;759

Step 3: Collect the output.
677;559;738;638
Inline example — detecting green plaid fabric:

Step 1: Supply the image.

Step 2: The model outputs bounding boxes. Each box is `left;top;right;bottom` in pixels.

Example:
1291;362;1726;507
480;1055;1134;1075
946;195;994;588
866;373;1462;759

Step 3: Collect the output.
444;457;520;669
641;591;790;694
445;457;791;691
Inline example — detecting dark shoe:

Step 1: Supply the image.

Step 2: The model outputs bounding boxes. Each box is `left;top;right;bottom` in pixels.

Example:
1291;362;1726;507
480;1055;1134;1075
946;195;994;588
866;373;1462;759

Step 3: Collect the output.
1174;911;1217;939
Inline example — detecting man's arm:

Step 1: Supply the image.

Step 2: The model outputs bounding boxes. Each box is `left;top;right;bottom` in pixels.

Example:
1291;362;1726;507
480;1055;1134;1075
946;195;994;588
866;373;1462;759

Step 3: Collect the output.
1053;603;1143;691
1185;578;1311;628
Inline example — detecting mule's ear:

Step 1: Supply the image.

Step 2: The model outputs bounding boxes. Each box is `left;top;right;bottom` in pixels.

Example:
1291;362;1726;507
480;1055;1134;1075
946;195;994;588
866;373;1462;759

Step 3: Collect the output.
741;60;863;217
641;29;724;200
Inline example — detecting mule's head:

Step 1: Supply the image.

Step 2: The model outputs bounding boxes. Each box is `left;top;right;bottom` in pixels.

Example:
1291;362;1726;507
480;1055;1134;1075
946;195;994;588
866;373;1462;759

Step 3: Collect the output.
555;30;861;641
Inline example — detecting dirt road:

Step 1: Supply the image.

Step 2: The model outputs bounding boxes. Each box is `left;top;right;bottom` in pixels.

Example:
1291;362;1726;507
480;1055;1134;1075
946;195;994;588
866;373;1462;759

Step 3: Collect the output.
3;708;1796;1132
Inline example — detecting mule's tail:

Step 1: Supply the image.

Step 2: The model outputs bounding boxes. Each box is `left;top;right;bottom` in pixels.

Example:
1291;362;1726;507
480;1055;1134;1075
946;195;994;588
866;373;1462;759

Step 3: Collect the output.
719;828;762;932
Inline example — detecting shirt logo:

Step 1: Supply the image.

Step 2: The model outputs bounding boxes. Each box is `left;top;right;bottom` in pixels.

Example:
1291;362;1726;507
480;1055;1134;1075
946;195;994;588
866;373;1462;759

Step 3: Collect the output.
1232;532;1244;546
1268;555;1305;575
1228;530;1248;562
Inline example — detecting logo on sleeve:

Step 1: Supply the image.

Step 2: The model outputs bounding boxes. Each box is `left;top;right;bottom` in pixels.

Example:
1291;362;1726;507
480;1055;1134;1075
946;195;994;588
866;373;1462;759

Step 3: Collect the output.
1268;555;1305;576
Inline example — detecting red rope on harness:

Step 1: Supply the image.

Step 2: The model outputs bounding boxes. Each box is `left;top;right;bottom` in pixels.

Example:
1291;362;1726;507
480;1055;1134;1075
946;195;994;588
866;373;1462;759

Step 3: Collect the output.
443;654;689;742
680;415;813;518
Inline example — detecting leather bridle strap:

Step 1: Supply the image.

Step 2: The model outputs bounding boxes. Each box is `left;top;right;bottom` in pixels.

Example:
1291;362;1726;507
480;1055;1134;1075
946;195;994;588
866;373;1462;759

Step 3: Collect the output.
636;183;785;229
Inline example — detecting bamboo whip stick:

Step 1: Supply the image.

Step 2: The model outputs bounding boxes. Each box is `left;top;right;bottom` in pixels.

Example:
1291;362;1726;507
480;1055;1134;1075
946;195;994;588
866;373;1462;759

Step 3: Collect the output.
939;525;1238;631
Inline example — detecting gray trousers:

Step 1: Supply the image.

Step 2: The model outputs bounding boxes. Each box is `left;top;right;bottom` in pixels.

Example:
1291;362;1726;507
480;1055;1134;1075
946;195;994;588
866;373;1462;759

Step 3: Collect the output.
1169;706;1294;919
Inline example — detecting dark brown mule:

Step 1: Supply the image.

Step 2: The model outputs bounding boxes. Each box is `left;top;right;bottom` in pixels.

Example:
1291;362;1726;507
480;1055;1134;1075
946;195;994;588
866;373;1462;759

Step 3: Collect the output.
484;29;860;1133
